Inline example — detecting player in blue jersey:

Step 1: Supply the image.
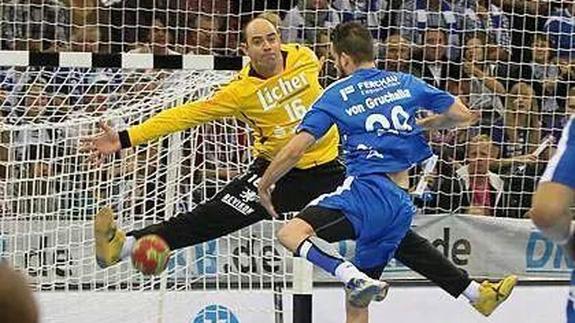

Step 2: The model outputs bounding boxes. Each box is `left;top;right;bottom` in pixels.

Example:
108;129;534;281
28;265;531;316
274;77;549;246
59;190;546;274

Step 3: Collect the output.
530;115;575;323
258;22;485;322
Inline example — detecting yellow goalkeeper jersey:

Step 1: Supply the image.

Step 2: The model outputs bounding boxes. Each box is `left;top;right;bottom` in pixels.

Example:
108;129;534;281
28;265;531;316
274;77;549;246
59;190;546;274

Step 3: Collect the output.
127;43;339;169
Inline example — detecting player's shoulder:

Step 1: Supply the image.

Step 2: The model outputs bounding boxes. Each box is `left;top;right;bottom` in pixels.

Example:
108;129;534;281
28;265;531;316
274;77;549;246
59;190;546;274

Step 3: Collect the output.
281;43;315;57
386;70;415;82
323;74;355;93
314;73;356;105
390;71;426;88
364;69;414;84
282;43;319;65
228;62;255;86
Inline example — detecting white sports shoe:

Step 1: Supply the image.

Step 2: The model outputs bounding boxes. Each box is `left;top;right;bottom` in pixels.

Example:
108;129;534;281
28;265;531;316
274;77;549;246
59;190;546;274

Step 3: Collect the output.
345;277;390;308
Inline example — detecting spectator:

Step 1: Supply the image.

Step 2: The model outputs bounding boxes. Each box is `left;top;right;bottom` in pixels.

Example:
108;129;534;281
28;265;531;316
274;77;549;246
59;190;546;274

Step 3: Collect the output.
132;141;167;218
185;14;225;55
280;0;341;45
420;134;508;216
544;1;575;61
333;0;389;38
446;77;471;106
395;0;461;59
557;56;575;86
17;83;50;123
238;0;294;20
0;68;20;117
82;73;119;113
8;82;59;211
456;134;505;216
496;82;543;161
312;30;339;87
2;0;70;51
379;34;420;75
70;25;102;53
69;0;99;27
132;18;179;55
495;0;550;63
462;35;506;115
491;82;546;217
520;34;567;134
456;0;511;60
258;11;282;28
414;28;461;90
568;86;575;116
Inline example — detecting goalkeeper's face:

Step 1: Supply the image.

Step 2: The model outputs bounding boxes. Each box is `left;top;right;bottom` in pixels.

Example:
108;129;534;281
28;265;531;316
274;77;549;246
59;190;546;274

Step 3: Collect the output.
242;19;282;75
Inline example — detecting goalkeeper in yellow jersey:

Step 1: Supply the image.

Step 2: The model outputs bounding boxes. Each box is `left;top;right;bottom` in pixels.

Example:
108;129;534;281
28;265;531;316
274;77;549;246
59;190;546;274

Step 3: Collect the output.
82;17;515;316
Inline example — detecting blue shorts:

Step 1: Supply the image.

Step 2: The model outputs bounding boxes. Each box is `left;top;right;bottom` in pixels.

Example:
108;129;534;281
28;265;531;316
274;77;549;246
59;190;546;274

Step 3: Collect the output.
542;116;575;189
308;174;414;269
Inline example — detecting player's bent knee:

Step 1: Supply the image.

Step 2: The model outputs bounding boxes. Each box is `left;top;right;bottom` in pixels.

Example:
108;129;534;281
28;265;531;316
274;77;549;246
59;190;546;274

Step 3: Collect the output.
277;218;315;252
531;182;573;227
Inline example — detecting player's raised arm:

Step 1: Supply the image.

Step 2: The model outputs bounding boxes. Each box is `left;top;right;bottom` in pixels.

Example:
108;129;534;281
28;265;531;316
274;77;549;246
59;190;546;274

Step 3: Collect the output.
259;102;335;217
417;97;478;130
400;74;477;130
80;82;240;163
258;131;317;217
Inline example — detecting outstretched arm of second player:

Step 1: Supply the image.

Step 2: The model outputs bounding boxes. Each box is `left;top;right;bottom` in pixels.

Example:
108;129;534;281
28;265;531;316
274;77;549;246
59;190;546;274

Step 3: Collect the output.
416;98;478;130
258;132;317;217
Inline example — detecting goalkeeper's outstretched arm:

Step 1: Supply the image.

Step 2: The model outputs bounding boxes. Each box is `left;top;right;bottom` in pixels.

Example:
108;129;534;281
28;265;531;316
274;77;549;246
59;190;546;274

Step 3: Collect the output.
80;83;240;163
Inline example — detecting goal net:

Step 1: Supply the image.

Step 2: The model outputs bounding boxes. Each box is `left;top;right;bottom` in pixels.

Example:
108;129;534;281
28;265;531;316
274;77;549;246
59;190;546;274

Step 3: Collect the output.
0;66;296;322
0;0;574;321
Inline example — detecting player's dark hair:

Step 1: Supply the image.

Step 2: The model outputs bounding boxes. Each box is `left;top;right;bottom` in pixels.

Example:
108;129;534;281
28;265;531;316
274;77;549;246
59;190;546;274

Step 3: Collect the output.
331;22;374;64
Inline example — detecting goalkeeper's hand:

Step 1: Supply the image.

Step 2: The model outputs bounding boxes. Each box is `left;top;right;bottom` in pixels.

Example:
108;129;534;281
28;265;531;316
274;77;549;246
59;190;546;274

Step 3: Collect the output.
80;121;122;165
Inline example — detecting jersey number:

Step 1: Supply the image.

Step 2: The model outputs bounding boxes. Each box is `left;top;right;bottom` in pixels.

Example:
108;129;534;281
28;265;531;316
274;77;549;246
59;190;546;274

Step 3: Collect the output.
365;105;412;134
285;98;307;122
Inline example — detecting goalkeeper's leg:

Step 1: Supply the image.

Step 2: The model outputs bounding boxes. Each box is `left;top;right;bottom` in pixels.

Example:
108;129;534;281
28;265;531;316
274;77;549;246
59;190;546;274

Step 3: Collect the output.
395;230;517;317
95;165;271;268
94;158;345;268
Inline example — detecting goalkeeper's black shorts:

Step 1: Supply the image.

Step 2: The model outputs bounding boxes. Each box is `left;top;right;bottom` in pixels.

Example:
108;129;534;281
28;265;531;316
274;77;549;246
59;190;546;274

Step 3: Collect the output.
128;157;346;249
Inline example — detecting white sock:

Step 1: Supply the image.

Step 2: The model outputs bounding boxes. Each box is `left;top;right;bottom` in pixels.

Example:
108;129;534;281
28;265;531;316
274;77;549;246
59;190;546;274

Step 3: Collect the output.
462;281;481;303
120;236;135;260
334;261;369;284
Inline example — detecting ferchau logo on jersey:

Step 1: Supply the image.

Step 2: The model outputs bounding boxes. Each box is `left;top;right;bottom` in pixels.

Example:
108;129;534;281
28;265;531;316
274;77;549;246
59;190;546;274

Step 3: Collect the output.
256;72;308;111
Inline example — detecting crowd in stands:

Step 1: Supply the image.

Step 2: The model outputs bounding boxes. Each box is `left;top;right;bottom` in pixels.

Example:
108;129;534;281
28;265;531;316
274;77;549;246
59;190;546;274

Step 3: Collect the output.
1;0;575;219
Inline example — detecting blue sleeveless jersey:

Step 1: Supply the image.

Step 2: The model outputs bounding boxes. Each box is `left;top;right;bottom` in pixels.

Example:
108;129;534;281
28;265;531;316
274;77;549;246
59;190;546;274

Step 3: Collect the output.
298;68;455;176
299;68;454;269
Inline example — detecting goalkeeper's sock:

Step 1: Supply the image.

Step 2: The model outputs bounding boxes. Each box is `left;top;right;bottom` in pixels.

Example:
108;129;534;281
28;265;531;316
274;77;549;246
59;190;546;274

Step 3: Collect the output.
120;236;135;260
462;280;480;303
